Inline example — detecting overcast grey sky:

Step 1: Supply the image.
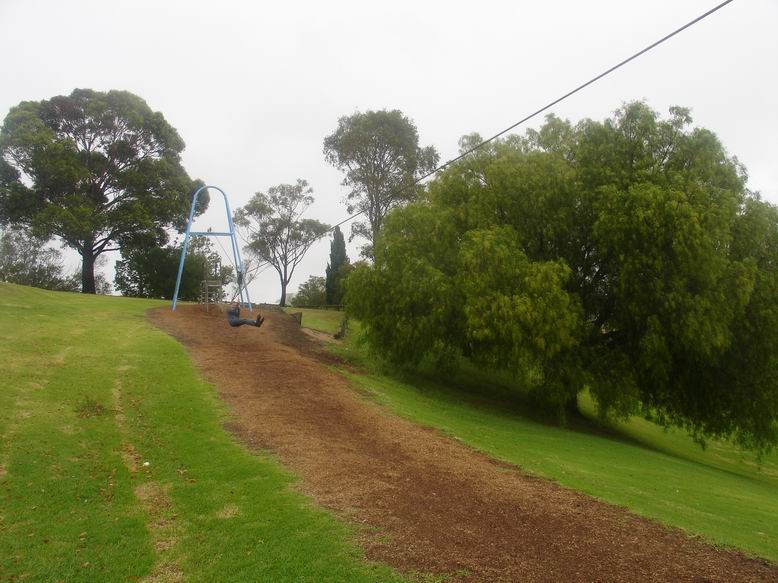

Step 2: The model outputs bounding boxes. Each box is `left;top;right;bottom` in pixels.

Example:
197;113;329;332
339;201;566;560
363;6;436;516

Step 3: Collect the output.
1;0;776;303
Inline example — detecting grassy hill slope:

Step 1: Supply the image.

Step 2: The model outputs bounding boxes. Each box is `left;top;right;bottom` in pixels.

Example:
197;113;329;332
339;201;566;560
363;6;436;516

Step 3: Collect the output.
328;332;778;562
0;284;405;582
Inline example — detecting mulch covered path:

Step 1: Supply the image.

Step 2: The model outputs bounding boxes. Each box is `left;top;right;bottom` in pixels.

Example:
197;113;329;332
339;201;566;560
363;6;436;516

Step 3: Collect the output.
149;305;777;583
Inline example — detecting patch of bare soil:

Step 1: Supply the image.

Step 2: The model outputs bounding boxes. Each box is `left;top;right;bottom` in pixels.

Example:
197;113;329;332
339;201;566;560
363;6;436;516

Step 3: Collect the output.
149;305;777;583
301;327;342;345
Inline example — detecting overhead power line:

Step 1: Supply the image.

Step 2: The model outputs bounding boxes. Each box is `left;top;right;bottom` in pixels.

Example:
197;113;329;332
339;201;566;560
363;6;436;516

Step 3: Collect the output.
245;0;735;277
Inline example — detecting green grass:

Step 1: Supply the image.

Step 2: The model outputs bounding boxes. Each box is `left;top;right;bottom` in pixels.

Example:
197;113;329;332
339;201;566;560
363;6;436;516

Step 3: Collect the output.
331;331;778;563
5;284;774;578
283;307;346;335
0;284;406;582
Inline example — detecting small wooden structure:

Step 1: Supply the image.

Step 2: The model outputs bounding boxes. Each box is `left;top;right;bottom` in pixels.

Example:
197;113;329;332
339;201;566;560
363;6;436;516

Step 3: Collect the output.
200;280;224;312
200;257;224;312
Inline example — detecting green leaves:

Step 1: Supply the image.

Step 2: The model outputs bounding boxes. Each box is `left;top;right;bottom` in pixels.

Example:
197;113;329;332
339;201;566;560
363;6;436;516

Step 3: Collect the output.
114;239;231;300
292;275;327;307
235;179;330;306
0;89;201;292
346;102;778;453
325;226;350;306
323;109;439;258
460;226;581;369
0;226;79;291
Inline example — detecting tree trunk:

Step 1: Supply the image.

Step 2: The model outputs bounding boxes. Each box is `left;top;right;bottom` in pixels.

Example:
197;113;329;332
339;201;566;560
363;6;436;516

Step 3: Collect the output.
81;249;96;294
563;392;581;424
279;264;288;307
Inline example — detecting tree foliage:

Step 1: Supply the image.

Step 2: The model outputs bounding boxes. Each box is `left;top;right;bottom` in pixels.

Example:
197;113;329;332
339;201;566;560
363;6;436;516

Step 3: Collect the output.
0;226;79;291
292;275;327;307
0;227;115;293
234;179;330;307
114;238;231;300
325;226;350;305
323;109;439;258
0;89;204;293
346;102;778;453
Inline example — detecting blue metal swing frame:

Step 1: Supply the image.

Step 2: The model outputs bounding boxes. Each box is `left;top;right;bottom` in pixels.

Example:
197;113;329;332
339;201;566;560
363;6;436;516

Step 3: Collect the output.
171;185;252;311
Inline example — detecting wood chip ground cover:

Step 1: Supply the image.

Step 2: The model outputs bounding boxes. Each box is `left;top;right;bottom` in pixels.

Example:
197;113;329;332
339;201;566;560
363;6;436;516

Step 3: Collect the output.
150;305;778;583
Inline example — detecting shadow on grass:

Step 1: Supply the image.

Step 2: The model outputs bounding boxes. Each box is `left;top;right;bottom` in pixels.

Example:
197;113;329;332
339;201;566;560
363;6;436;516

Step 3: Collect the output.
329;335;770;483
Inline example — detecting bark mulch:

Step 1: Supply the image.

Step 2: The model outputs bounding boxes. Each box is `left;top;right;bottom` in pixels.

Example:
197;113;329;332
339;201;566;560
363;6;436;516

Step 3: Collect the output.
149;305;777;583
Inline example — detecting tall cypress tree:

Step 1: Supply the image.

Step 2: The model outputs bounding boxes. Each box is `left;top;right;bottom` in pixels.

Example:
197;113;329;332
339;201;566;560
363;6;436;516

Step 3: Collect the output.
325;226;349;305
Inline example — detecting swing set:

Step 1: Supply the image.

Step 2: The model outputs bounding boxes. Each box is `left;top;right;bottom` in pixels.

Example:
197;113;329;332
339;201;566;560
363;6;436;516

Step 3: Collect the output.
171;185;254;315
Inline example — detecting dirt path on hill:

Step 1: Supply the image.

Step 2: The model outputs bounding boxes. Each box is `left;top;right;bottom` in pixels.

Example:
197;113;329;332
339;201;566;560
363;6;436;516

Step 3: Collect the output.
149;305;777;583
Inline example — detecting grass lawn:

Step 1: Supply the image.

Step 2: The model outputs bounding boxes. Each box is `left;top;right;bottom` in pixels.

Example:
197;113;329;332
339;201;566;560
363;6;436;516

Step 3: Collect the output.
0;284;405;582
283;307;346;336
331;330;778;563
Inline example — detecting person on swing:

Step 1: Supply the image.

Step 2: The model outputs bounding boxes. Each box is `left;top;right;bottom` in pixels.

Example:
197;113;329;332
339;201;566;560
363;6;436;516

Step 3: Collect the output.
226;302;264;328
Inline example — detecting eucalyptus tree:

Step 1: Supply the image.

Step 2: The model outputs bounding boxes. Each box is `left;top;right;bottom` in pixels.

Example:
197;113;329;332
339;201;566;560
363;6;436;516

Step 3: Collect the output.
0;226;77;291
323;109;439;258
235;179;330;307
0;89;203;293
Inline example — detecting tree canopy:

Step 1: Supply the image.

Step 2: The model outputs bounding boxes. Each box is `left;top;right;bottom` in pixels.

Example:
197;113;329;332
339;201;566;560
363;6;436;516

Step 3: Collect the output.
114;237;231;301
0;227;79;291
0;89;204;293
323;109;439;258
346;102;778;454
292;275;327;307
235;179;330;307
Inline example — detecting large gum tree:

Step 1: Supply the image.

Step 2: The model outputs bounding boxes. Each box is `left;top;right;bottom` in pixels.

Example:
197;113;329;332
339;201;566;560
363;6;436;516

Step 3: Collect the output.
323;109;439;258
0;89;204;293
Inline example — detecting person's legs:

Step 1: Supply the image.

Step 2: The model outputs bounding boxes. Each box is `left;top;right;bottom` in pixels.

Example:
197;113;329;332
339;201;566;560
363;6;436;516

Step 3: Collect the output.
227;304;242;327
227;305;263;328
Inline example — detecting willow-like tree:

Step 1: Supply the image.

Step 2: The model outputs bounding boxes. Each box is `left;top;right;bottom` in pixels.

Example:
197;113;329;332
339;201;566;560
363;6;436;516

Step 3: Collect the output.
347;102;778;454
235;179;330;307
0;89;204;293
323;109;439;258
